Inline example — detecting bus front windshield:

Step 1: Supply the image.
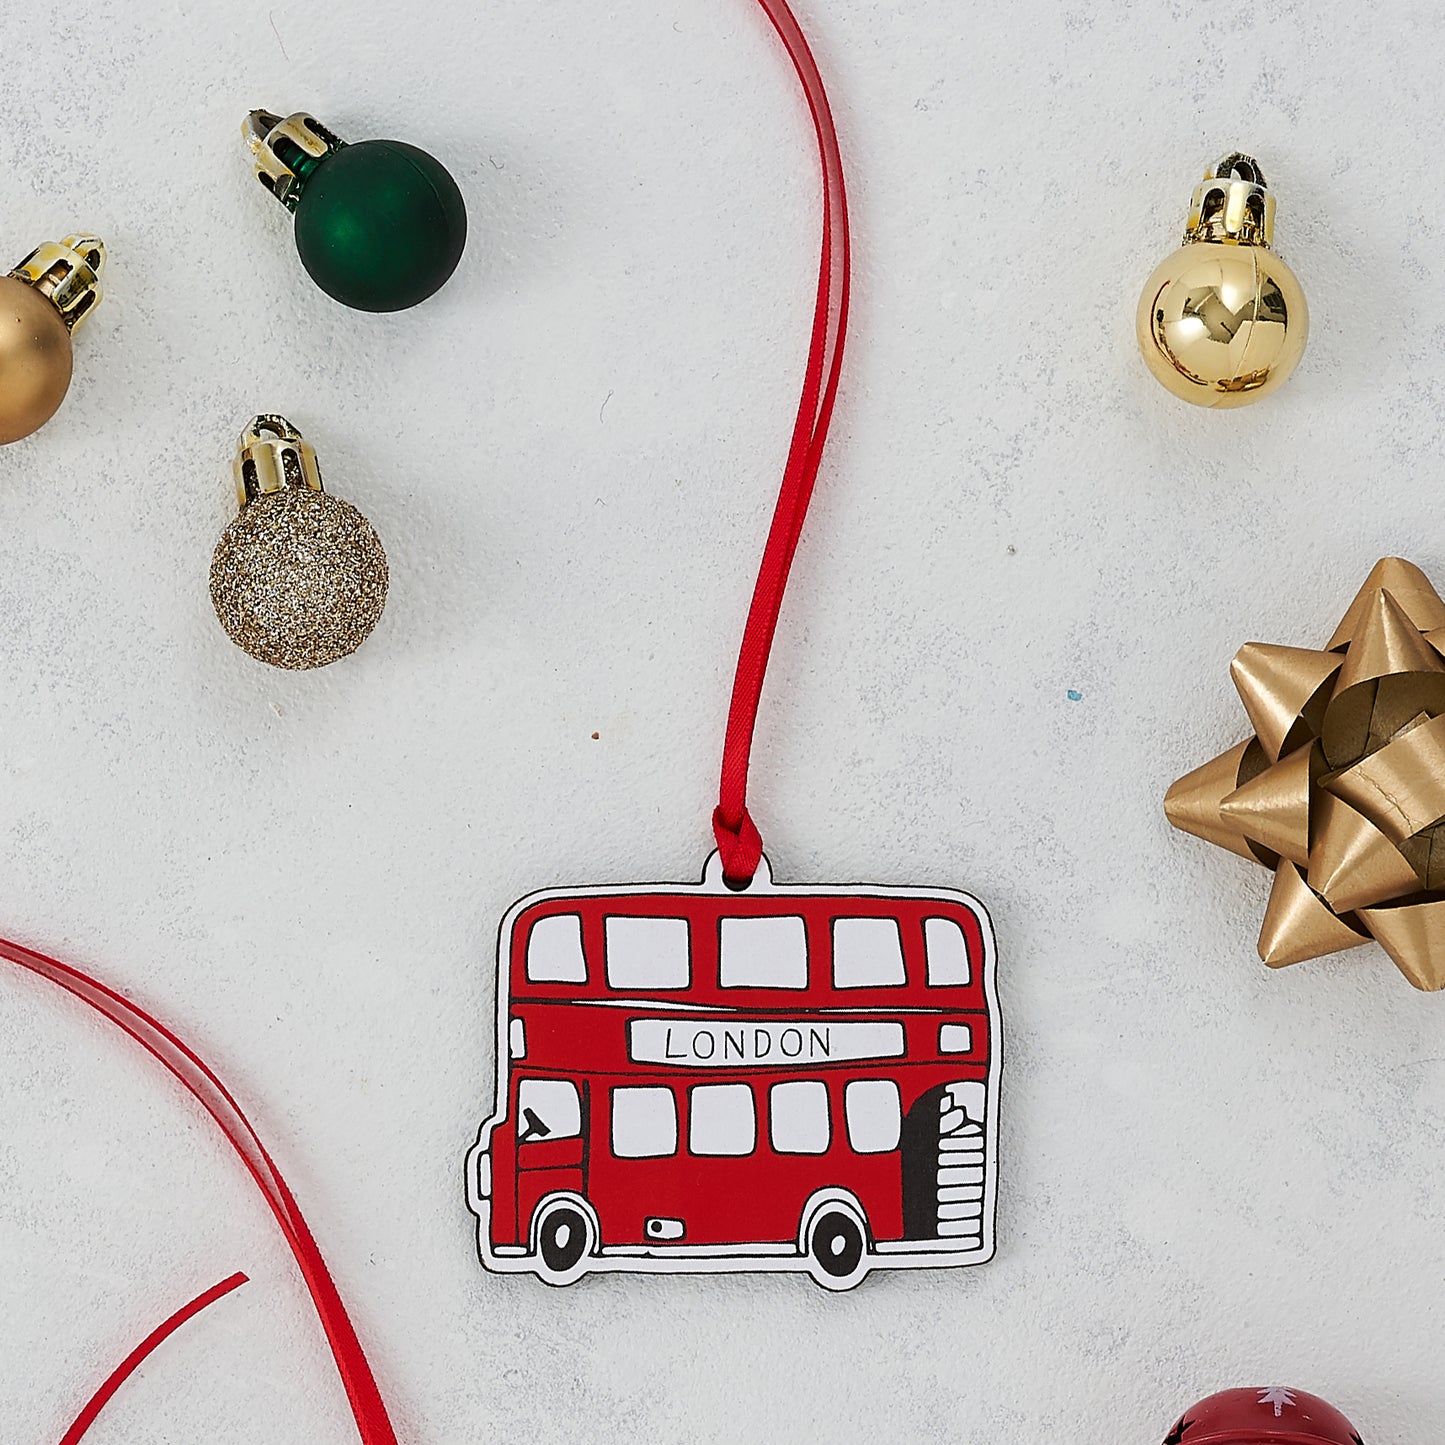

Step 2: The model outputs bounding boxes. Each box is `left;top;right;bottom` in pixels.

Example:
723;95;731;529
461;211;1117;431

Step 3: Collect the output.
516;1078;581;1144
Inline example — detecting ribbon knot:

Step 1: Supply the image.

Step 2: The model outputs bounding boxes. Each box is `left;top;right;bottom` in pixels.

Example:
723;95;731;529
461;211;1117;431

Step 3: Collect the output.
712;804;764;888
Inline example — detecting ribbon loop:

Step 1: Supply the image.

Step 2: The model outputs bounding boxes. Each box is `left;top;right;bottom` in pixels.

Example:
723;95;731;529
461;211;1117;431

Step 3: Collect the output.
712;0;850;875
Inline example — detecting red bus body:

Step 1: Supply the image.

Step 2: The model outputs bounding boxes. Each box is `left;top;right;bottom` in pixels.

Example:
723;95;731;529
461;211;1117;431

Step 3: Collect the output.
466;856;1000;1289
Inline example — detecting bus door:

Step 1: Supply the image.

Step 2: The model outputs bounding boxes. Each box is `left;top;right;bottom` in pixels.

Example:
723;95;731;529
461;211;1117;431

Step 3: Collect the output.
595;1081;689;1247
513;1076;587;1240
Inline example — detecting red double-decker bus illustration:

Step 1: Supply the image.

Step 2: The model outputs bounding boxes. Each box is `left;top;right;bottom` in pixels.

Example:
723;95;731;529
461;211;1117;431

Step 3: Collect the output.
466;855;1000;1290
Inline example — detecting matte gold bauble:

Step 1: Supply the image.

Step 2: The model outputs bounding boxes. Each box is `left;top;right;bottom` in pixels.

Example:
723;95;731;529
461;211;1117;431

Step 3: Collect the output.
209;416;388;670
0;236;104;443
0;278;72;443
1137;154;1307;409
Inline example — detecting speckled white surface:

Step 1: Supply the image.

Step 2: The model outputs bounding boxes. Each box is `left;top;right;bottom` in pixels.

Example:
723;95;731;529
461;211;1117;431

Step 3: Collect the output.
2;0;1443;1440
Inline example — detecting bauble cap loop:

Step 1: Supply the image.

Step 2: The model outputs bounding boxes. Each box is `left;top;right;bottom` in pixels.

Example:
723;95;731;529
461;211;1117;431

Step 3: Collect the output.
243;109;345;211
233;414;324;506
8;235;106;332
1186;152;1275;247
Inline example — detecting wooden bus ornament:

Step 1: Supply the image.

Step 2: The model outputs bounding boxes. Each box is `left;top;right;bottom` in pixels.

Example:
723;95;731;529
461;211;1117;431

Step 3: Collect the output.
465;854;1001;1291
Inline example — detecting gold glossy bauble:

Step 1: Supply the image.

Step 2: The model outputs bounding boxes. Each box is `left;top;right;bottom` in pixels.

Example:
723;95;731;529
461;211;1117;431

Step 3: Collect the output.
1136;153;1307;409
1137;244;1307;408
209;416;388;670
0;275;73;443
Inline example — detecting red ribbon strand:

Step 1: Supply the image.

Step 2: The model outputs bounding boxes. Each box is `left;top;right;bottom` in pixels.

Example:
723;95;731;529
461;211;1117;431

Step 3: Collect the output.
16;8;851;1440
2;937;399;1445
713;0;851;887
59;1272;249;1445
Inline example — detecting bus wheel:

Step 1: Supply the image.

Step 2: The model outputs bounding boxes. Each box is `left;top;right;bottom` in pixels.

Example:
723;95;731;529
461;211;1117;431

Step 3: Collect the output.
532;1196;596;1286
805;1204;869;1291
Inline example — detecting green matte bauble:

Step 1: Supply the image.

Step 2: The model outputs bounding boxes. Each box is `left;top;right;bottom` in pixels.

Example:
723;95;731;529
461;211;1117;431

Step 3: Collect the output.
293;140;467;312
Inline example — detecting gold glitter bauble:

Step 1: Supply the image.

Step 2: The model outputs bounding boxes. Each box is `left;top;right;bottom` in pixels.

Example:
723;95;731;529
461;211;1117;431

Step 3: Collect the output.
209;488;388;669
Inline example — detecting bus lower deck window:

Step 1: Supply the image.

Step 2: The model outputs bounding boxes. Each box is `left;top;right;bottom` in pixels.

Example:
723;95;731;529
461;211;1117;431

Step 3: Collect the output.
689;1083;756;1156
845;1079;901;1154
769;1080;830;1154
611;1086;678;1158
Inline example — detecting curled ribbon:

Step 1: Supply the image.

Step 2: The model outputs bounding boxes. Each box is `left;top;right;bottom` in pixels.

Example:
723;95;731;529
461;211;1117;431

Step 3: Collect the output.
2;936;399;1444
1165;557;1445;990
59;1273;248;1445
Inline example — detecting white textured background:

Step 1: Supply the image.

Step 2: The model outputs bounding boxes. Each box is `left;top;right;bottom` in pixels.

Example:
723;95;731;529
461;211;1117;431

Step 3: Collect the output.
1;0;1442;1440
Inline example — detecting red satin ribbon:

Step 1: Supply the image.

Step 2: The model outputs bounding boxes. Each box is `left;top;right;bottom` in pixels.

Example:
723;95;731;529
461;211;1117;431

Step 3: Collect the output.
713;0;851;887
17;6;850;1439
1;937;399;1445
59;1272;248;1445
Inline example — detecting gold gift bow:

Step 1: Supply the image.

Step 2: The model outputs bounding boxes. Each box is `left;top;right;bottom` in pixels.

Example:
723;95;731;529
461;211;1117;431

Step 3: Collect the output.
1164;557;1445;990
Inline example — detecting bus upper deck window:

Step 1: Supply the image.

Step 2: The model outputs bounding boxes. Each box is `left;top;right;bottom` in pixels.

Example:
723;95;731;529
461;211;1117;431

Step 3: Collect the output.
924;916;972;986
719;915;807;989
526;913;586;983
516;1078;581;1141
689;1083;756;1156
845;1079;901;1154
611;1086;678;1158
605;916;690;989
831;917;906;988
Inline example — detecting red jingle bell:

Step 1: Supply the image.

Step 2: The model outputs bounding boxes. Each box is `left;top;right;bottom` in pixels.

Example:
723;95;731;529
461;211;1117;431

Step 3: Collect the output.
1163;1389;1363;1445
